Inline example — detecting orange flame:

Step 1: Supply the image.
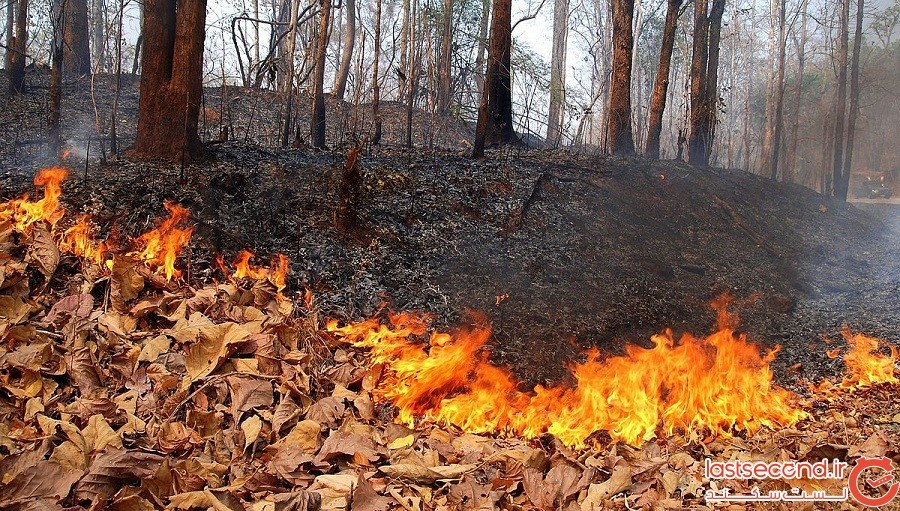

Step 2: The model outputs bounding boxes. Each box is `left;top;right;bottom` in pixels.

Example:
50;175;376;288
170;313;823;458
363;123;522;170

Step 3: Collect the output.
840;328;897;388
58;215;111;268
227;250;290;292
131;202;193;280
328;308;806;447
0;167;69;231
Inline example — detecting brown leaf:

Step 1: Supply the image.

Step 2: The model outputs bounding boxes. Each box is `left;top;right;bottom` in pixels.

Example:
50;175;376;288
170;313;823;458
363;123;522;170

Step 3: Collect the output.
848;430;891;458
317;431;380;463
66;346;102;396
305;396;345;426
351;473;392;511
110;255;145;313
74;448;164;502
378;463;475;484
26;224;59;278
184;322;252;381
0;460;81;505
227;376;274;418
271;490;322;511
580;462;632;510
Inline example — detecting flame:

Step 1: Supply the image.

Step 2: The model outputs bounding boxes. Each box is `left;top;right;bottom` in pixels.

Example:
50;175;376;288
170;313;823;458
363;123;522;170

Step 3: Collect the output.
0;167;69;231
226;250;290;292
840;328;897;388
58;215;111;268
328;307;806;447
131;202;193;280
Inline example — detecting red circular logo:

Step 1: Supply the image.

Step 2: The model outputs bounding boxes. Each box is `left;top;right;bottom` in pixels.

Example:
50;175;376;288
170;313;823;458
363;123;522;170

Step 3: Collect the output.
848;457;899;507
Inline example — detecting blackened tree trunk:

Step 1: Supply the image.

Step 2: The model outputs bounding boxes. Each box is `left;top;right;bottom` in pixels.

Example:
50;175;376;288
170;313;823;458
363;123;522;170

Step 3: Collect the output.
437;0;453;113
546;0;568;148
63;0;92;76
310;0;332;148
687;0;709;165
371;0;382;144
130;0;207;162
7;0;27;94
837;0;864;201
49;2;64;155
473;0;490;96
831;0;849;199
606;0;635;156
91;0;105;70
644;0;683;159
331;0;355;101
702;0;725;157
785;0;808;183
766;0;786;180
472;0;515;157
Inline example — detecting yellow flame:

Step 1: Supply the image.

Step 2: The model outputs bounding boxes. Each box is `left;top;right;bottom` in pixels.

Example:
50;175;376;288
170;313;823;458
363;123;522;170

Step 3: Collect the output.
0;167;69;231
840;328;897;388
131;202;193;280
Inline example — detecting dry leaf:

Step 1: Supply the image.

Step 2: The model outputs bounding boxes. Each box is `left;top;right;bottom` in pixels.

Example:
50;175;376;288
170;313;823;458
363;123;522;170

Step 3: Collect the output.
379;463;475;484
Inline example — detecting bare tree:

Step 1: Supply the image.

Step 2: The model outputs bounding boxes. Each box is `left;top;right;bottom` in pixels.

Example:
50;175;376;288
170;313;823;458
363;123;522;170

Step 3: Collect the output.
371;0;382;144
785;0;808;183
546;0;569;147
606;0;635;156
437;0;453;113
332;0;355;101
472;0;516;157
310;0;332;148
644;0;683;159
687;0;725;166
473;0;490;96
130;0;208;162
91;0;105;70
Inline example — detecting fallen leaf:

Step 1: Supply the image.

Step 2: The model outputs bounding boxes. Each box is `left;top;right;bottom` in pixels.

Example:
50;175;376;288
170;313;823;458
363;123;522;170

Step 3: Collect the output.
379;463;475;484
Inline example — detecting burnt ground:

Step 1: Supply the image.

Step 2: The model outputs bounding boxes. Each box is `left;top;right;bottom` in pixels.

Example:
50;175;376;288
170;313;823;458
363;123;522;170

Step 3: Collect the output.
1;72;898;390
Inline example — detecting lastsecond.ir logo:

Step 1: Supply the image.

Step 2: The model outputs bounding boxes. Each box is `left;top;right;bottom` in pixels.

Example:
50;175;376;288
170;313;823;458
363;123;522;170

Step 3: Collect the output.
848;457;899;507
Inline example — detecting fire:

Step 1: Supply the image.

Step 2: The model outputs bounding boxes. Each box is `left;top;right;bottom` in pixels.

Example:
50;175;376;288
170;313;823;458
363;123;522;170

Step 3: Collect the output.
58;216;111;268
840;328;897;388
328;307;806;447
131;202;193;280
0;167;69;231
224;250;290;292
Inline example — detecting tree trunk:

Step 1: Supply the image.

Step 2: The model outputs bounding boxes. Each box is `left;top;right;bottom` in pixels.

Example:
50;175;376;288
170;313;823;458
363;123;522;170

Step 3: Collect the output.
5;0;12;47
310;0;332;148
63;0;92;76
7;0;27;95
644;0;683;159
546;0;568;148
91;0;105;70
472;0;515;157
831;0;849;199
701;0;724;163
473;0;490;97
130;0;207;162
838;0;863;200
281;0;301;93
766;0;786;179
785;0;807;183
687;0;709;165
437;0;453;113
398;0;410;99
331;0;355;101
49;1;64;155
606;0;635;156
371;0;382;144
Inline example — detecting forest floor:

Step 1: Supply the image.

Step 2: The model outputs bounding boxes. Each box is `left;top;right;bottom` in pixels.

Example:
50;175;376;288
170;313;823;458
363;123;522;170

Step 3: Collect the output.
0;72;898;510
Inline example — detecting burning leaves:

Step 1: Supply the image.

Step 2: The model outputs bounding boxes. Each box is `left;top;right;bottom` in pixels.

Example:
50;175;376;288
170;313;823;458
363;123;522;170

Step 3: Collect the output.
327;311;807;447
131;201;193;280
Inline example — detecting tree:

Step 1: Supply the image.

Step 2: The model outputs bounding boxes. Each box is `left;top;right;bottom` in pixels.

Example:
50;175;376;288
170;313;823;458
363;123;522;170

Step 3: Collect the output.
91;0;105;70
830;0;850;198
371;0;383;144
6;0;27;95
130;0;208;162
310;0;332;148
63;0;92;76
606;0;636;156
785;0;808;183
546;0;569;148
765;0;787;180
687;0;725;166
837;0;864;200
472;0;516;157
332;0;355;101
437;0;453;113
644;0;684;159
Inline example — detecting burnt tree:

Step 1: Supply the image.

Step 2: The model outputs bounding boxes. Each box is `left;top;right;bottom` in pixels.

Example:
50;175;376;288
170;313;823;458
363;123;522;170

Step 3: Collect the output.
472;0;516;157
371;0;383;144
331;0;355;101
310;0;332;148
837;0;864;201
644;0;684;159
830;0;850;199
6;0;28;94
63;0;92;76
607;0;635;156
545;0;568;148
130;0;208;162
687;0;725;166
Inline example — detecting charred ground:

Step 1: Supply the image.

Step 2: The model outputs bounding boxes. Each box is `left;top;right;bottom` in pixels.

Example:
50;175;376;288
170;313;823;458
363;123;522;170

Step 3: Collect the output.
2;73;898;389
